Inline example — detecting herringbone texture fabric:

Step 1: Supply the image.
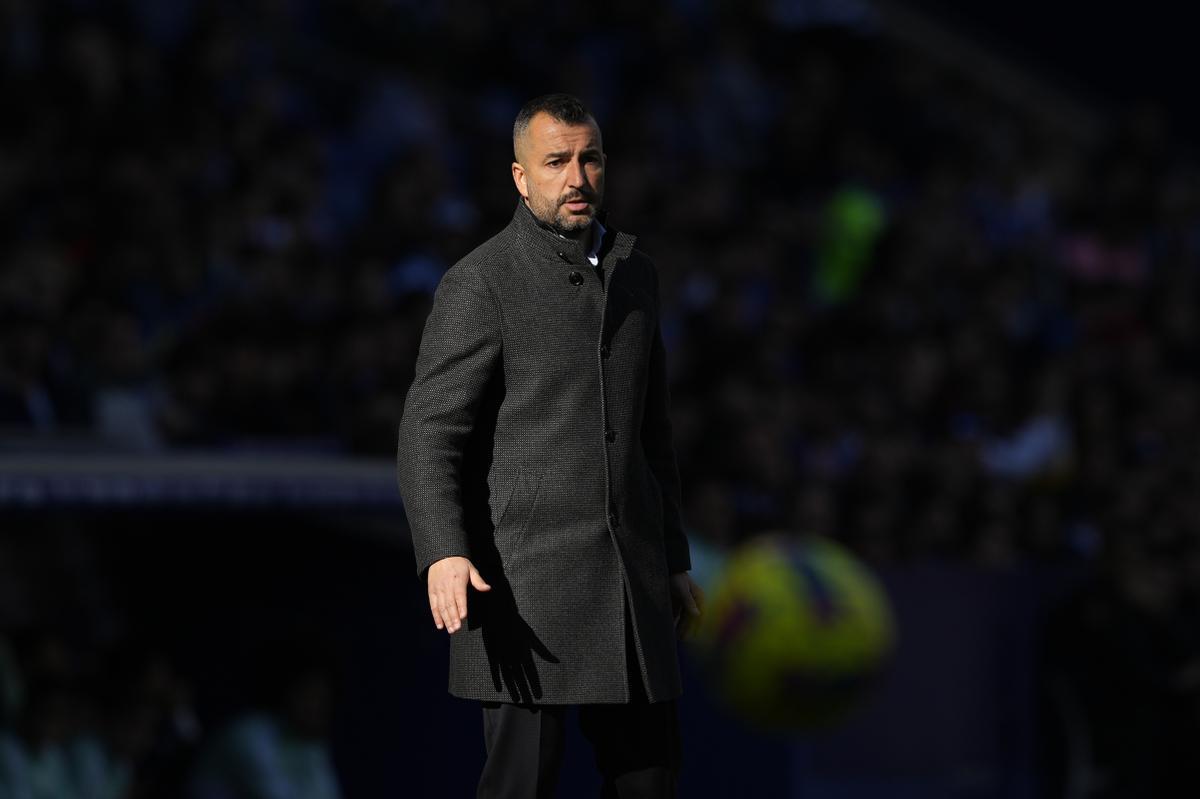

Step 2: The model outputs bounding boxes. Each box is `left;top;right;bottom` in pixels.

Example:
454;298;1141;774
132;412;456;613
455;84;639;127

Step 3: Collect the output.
397;199;691;704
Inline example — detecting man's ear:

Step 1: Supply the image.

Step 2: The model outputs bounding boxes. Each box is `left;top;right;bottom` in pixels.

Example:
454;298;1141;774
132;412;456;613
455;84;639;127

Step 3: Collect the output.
511;162;529;199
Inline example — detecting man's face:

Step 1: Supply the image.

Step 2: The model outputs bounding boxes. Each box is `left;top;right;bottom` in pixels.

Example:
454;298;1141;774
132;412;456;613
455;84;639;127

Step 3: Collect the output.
512;112;606;236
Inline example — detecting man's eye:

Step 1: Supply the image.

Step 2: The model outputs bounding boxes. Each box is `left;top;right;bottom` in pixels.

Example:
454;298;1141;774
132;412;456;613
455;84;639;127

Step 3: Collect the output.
547;160;562;167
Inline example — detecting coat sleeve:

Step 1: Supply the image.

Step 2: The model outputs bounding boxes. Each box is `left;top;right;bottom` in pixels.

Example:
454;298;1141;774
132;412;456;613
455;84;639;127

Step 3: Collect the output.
641;258;692;574
397;263;502;582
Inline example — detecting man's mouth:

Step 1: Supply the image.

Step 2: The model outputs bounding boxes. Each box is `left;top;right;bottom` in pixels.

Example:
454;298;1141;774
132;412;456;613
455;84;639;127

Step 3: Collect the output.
562;198;591;212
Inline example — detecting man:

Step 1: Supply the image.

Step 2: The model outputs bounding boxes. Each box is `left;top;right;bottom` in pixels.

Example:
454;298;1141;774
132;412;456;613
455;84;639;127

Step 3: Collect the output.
396;93;704;798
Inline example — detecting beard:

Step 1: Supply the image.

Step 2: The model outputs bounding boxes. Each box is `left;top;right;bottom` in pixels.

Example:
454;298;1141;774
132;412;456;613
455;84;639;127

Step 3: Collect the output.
527;188;603;237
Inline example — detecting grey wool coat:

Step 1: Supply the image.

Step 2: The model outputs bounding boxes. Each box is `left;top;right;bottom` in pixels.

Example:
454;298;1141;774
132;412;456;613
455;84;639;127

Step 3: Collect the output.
396;198;692;705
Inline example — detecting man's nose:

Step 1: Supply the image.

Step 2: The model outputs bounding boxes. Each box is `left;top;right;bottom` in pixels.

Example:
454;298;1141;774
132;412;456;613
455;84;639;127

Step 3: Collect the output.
567;158;588;189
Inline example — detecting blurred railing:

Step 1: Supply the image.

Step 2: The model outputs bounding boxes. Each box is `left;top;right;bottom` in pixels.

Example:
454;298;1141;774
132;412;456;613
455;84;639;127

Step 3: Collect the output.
876;0;1107;143
0;450;400;509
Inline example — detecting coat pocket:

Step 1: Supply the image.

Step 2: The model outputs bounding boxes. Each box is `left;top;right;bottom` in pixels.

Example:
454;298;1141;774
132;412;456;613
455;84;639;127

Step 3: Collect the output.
493;465;546;567
491;465;522;532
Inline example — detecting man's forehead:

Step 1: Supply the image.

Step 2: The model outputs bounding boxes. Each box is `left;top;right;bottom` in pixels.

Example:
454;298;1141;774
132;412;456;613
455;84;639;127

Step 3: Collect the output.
526;112;603;152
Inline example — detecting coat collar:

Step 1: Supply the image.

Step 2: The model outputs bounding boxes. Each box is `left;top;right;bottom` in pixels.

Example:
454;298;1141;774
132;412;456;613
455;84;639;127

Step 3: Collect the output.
508;198;636;266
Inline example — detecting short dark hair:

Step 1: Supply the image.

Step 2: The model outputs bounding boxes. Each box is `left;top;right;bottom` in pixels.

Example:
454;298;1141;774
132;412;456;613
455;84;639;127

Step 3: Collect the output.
513;93;594;159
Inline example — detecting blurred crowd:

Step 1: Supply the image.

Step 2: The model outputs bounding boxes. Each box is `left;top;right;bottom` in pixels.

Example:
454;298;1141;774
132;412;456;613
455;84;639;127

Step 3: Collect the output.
5;1;1200;796
4;3;1200;566
0;625;340;799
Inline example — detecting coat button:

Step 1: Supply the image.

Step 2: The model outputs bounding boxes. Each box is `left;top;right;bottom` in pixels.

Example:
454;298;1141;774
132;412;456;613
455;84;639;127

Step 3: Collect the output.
568;270;584;285
608;510;620;529
605;429;616;442
599;343;610;358
556;251;570;261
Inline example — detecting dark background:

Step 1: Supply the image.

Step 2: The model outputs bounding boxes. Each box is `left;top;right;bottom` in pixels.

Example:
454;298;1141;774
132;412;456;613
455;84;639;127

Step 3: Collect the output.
903;0;1199;135
2;1;1199;797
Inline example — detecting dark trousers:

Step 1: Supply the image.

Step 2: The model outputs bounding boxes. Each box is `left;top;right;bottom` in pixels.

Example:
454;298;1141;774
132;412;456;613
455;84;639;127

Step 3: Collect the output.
476;599;682;798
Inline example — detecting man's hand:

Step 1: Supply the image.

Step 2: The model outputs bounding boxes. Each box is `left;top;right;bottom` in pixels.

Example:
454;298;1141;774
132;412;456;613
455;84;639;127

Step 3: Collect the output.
427;556;491;634
669;571;704;640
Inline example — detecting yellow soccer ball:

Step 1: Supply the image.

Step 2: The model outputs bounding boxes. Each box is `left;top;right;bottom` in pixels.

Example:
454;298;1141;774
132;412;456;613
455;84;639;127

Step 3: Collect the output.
690;532;896;732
